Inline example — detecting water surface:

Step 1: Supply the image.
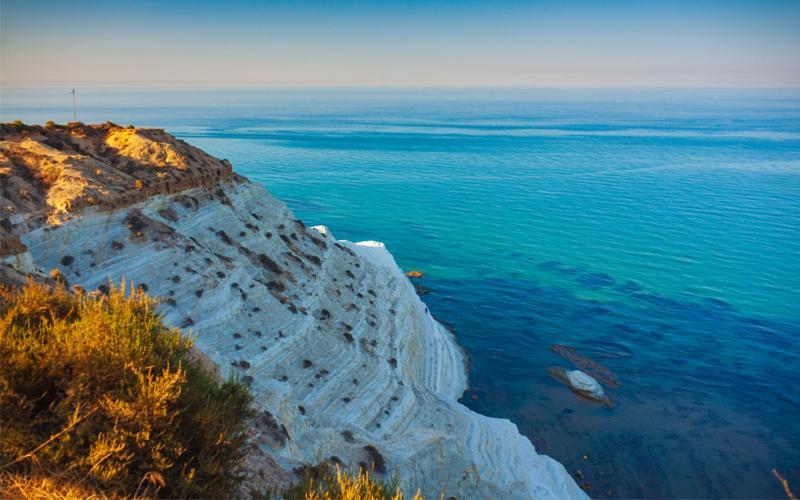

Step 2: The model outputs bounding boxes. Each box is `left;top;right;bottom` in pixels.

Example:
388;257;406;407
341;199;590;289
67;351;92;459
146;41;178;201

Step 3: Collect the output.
3;87;799;498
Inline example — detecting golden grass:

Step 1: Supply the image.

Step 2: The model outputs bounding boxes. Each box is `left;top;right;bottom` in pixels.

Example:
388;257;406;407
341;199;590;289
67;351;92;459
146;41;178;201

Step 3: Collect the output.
0;280;252;498
283;465;422;500
0;471;107;499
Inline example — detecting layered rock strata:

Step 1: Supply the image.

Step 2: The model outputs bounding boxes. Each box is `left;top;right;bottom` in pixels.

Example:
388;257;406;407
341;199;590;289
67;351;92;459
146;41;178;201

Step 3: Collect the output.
0;123;585;499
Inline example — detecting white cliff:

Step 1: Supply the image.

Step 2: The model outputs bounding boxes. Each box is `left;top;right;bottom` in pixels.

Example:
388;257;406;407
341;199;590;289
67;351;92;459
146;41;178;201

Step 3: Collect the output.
1;123;585;499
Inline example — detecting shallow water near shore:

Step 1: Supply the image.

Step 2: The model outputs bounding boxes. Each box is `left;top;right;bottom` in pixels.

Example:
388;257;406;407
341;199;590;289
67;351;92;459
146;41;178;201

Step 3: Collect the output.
3;87;800;497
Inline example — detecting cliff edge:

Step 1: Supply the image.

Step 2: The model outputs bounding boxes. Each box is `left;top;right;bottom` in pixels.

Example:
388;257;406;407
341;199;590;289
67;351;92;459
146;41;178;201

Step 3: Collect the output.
0;122;585;499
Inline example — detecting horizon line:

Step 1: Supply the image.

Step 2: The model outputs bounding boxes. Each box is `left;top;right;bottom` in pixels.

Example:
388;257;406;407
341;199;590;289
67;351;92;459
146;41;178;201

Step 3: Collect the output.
4;83;800;91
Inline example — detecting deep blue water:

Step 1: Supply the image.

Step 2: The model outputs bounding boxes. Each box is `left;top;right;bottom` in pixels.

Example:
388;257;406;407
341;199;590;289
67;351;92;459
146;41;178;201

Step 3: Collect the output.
3;87;799;498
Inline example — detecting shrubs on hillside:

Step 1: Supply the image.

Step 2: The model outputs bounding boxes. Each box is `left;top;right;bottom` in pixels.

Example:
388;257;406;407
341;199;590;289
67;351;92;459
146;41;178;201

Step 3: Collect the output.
281;464;422;500
0;281;429;499
0;281;253;498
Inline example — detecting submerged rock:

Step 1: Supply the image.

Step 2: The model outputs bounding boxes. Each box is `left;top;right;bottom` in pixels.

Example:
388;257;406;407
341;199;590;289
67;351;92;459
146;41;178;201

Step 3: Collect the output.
550;344;621;388
567;370;605;399
549;367;614;407
413;283;432;296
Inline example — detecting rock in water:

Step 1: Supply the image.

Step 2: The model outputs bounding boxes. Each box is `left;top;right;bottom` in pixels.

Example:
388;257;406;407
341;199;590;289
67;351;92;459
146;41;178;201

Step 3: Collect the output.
550;344;621;388
566;370;605;399
549;366;614;407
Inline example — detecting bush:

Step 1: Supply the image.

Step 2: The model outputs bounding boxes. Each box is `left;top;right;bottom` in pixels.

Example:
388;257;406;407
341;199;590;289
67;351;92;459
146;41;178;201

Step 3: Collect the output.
281;465;422;500
0;281;253;498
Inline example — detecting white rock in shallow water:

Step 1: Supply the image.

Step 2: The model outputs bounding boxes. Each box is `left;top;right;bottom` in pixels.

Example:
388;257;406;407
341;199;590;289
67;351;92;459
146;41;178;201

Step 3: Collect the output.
566;370;605;399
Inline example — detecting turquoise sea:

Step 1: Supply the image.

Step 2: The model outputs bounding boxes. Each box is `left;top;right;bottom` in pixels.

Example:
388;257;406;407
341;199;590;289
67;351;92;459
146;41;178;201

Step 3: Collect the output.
3;88;799;498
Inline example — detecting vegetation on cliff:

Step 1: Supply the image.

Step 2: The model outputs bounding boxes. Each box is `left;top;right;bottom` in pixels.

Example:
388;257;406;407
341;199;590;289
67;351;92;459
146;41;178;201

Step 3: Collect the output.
281;464;421;500
0;281;423;499
0;281;252;497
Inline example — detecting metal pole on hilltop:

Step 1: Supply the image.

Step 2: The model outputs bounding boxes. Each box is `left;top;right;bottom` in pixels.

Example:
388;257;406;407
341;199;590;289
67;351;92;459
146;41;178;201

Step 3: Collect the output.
70;89;77;122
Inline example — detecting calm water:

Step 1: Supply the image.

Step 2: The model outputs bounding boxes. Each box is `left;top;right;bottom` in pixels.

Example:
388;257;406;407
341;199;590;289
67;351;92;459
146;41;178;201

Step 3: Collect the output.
3;87;800;498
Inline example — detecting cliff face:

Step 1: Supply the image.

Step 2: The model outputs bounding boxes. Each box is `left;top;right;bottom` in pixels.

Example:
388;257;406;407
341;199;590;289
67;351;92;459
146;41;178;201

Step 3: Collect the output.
0;123;585;499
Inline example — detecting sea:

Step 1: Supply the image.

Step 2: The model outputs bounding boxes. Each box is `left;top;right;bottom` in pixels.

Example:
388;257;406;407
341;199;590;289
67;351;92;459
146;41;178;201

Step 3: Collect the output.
3;87;799;498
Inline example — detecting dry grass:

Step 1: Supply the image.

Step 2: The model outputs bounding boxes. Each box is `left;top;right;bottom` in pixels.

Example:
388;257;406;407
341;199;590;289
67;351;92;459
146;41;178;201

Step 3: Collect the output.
0;280;253;498
0;471;107;499
282;465;422;500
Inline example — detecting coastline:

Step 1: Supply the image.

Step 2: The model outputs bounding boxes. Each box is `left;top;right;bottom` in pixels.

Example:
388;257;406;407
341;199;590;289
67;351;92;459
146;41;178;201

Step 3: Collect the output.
0;124;585;498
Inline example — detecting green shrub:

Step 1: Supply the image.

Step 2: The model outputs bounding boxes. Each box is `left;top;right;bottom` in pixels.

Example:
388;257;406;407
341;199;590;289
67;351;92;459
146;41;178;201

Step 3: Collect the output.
0;281;253;498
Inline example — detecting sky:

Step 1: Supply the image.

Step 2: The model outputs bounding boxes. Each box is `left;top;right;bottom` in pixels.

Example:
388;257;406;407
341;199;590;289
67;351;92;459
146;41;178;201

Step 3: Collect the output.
1;0;799;88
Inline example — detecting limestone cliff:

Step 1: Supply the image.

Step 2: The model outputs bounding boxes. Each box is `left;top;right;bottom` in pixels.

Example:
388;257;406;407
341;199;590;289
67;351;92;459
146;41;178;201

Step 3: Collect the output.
0;123;585;499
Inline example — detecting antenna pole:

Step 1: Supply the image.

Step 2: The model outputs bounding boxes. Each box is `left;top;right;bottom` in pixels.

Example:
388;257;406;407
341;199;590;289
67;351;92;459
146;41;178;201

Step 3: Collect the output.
70;89;77;122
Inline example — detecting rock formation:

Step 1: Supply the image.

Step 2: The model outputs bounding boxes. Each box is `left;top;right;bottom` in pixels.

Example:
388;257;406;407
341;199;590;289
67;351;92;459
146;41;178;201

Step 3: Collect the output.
548;367;614;407
0;122;585;499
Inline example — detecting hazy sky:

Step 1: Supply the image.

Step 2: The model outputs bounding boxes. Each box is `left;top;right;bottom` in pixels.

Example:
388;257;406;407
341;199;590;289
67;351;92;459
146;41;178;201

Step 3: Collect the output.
2;0;799;87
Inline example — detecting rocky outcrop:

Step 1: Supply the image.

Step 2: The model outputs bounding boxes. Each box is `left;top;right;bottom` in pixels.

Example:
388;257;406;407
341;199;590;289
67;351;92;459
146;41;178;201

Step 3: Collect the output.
0;223;39;286
0;122;233;224
0;233;26;257
0;124;585;499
